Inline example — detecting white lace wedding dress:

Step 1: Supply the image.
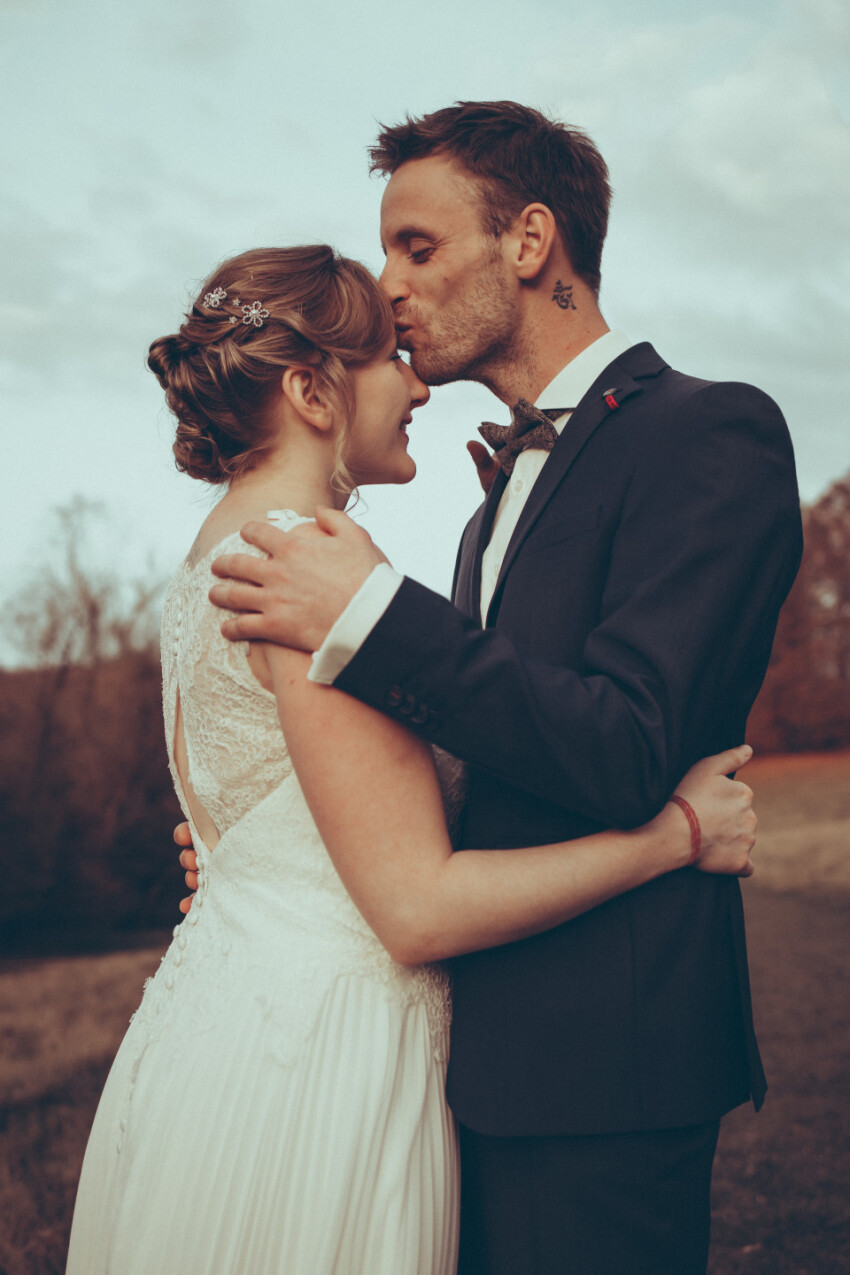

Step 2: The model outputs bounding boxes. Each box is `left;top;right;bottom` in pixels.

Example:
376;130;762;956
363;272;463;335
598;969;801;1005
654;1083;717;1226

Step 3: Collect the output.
66;511;458;1275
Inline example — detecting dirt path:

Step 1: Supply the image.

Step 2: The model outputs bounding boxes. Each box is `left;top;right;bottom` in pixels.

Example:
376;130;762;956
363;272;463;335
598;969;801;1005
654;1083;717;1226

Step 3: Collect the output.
2;885;847;1274
709;885;850;1274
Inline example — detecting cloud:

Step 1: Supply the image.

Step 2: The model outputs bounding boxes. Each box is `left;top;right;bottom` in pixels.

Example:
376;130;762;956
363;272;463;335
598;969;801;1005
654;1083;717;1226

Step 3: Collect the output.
791;0;850;67
531;3;850;498
0;179;220;389
546;7;849;275
1;0;847;605
655;47;850;274
0;115;366;393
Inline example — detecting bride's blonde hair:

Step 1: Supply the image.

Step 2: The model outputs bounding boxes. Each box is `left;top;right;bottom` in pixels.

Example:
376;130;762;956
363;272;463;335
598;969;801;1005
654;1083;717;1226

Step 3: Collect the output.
148;246;394;489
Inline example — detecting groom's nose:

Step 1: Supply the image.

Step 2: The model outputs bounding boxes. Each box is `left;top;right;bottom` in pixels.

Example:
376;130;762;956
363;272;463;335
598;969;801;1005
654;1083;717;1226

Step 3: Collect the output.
379;255;409;307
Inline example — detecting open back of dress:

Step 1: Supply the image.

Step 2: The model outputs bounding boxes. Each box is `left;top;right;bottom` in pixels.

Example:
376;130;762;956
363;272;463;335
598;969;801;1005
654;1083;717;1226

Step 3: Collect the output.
162;528;295;852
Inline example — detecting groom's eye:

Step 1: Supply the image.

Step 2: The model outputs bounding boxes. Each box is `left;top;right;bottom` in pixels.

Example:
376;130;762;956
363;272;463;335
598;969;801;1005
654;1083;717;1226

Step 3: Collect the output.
408;241;434;263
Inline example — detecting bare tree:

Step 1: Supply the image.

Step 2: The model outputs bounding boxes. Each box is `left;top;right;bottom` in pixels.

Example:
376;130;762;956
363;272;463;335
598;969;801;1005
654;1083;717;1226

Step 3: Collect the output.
0;500;179;952
749;474;850;752
3;497;163;669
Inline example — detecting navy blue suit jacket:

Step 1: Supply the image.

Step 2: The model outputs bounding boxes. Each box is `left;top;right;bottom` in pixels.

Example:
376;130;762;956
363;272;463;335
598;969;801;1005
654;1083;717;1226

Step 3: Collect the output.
337;343;803;1136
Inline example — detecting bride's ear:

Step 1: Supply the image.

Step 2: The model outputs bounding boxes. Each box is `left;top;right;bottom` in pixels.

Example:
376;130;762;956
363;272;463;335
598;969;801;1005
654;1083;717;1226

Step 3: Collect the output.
280;367;335;434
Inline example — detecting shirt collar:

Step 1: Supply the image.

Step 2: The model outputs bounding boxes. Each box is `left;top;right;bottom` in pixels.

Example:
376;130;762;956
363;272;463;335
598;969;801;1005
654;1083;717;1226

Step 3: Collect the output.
535;330;634;430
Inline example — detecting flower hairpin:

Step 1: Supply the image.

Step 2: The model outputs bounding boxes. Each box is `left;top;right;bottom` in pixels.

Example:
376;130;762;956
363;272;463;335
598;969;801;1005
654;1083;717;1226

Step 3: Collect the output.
240;301;270;328
201;286;270;329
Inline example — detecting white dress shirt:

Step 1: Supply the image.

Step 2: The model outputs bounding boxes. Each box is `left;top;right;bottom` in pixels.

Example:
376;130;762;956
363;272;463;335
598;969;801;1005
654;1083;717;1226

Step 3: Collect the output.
309;330;634;684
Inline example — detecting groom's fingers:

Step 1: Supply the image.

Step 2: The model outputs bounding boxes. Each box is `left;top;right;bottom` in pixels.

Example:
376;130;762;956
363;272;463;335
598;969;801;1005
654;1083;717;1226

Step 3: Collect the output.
210;552;270;584
209;580;265;614
239;519;325;554
314;507;390;564
314;506;356;536
220;613;270;642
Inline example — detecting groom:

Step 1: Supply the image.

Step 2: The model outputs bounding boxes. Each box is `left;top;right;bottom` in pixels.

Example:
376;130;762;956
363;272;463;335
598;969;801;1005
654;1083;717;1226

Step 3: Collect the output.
196;103;802;1272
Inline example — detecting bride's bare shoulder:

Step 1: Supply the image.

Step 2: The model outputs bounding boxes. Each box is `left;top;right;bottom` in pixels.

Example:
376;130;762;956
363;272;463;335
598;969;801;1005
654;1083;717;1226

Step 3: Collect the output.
186;503;308;568
184;499;257;568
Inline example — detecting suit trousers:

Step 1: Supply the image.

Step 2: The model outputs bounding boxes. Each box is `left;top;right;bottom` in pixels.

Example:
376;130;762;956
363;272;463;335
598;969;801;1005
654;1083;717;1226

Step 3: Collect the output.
457;1118;721;1275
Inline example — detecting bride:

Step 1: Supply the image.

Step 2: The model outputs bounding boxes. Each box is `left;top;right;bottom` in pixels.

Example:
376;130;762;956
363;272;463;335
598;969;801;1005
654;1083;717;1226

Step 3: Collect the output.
66;245;756;1275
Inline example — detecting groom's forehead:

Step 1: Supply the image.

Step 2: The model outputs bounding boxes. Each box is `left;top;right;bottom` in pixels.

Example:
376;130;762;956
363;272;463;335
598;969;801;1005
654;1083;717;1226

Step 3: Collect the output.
379;155;485;238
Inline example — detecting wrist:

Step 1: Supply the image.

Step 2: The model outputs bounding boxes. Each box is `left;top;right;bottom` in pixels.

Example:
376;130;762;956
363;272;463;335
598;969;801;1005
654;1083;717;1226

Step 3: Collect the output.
642;803;693;873
669;794;701;864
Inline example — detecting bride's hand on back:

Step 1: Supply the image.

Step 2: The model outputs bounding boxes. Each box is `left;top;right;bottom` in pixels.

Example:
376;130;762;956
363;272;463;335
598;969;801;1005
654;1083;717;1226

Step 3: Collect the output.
466;440;499;493
665;745;757;877
174;822;199;913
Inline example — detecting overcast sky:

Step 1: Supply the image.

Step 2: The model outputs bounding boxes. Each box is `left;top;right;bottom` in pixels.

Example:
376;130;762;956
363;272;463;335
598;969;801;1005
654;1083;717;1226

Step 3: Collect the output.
2;0;848;643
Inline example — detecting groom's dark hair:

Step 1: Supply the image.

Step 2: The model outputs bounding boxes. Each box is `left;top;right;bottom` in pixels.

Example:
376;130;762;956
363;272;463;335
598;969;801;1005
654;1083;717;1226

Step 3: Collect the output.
370;101;611;296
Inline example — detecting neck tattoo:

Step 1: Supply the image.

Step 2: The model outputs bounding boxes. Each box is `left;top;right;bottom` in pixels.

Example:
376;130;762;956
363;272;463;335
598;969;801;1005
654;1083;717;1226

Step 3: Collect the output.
552;280;577;311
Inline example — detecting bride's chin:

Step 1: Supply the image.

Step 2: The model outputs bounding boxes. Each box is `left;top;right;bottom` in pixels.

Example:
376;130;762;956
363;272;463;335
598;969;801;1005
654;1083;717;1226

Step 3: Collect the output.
356;458;417;487
372;470;417;489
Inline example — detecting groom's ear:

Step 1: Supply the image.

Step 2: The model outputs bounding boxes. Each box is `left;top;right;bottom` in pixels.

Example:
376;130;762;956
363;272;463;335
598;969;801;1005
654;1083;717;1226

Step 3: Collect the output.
280;367;335;434
509;203;558;282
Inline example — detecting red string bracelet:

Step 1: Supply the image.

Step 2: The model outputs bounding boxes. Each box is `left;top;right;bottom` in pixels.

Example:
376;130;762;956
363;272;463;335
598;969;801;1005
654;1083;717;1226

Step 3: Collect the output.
670;794;701;865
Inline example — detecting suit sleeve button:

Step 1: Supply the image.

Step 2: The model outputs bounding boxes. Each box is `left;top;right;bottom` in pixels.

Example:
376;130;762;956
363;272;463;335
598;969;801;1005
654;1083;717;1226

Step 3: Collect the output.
399;693;417;716
410;704;429;725
388;685;403;708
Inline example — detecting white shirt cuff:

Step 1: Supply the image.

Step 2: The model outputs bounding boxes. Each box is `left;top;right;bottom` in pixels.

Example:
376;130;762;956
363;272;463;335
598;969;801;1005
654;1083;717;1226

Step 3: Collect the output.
307;563;404;684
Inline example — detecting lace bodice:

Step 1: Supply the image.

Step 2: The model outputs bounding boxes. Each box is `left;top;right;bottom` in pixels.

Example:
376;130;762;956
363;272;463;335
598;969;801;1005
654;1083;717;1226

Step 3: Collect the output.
131;510;450;1073
161;520;296;838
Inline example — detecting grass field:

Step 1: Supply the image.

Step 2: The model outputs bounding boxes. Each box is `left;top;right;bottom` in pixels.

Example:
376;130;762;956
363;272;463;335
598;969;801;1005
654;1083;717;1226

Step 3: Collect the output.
1;751;848;1274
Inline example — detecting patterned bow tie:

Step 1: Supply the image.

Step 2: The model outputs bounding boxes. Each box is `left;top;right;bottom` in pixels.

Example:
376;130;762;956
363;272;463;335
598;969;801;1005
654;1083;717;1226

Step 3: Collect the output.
478;400;571;477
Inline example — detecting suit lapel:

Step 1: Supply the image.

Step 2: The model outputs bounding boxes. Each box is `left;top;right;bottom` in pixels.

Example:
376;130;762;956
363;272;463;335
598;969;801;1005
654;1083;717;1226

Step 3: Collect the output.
485;343;667;626
454;469;506;619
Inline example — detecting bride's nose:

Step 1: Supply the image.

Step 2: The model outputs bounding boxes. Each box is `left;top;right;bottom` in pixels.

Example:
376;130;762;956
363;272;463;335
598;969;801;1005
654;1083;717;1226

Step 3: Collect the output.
404;364;430;411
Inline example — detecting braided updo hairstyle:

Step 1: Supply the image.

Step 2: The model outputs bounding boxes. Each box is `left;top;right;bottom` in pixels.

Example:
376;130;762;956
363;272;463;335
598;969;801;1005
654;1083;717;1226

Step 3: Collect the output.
148;246;395;486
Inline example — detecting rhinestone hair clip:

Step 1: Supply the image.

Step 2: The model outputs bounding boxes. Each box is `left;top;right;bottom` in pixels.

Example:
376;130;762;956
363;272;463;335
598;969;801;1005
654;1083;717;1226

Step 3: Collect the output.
201;287;270;329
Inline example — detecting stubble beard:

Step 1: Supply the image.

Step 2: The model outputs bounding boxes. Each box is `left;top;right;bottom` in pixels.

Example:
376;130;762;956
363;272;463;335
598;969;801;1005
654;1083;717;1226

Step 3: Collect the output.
405;248;526;391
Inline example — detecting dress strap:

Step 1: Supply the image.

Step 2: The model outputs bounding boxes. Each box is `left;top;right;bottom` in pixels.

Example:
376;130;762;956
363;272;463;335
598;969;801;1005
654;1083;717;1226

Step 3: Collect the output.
266;509;314;530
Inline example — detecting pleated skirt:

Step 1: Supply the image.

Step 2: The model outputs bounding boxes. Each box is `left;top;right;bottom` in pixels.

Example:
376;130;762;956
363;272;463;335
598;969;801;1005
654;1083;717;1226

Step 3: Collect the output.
67;973;459;1274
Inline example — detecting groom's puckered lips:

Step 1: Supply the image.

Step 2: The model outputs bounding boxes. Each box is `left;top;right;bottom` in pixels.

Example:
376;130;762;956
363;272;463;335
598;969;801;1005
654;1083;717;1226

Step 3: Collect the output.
394;323;416;352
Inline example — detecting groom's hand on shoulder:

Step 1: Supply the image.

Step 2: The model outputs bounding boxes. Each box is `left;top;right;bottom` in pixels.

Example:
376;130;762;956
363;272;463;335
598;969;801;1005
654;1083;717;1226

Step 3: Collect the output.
208;508;388;651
